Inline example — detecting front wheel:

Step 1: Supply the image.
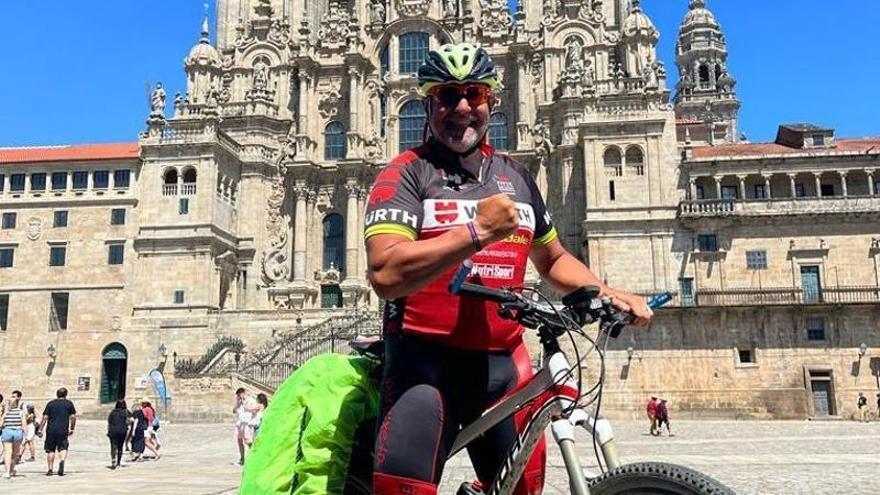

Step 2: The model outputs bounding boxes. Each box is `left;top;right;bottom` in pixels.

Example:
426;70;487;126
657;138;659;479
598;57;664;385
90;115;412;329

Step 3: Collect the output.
587;462;736;495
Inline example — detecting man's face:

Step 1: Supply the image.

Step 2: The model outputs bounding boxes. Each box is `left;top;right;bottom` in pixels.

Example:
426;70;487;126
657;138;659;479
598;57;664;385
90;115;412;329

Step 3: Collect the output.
427;83;494;154
12;392;21;403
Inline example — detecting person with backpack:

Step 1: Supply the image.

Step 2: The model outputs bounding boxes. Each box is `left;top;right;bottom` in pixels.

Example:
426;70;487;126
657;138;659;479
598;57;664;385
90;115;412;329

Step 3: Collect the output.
128;404;146;462
107;400;130;469
139;398;161;460
656;399;672;436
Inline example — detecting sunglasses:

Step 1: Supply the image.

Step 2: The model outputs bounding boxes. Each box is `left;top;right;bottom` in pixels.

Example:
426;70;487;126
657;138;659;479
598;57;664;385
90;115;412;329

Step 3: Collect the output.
429;84;494;109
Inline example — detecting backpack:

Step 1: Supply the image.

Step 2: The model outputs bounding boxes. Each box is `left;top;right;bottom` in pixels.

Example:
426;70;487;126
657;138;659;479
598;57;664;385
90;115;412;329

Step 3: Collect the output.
240;353;380;495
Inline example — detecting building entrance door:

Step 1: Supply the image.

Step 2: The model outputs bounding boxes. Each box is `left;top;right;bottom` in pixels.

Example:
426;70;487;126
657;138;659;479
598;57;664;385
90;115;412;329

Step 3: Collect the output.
100;343;128;404
811;381;832;416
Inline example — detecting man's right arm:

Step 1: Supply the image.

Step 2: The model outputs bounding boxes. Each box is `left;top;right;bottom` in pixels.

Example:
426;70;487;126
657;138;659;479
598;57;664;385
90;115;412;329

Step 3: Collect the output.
368;194;519;300
68;414;76;436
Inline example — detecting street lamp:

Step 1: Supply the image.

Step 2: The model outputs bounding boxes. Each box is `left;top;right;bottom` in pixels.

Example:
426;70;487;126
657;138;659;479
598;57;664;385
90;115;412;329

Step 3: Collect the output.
158;343;169;359
626;346;635;362
858;342;868;359
47;344;57;360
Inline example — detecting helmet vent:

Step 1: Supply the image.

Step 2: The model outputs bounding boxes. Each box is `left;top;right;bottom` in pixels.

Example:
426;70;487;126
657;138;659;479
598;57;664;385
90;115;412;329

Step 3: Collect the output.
462;55;470;67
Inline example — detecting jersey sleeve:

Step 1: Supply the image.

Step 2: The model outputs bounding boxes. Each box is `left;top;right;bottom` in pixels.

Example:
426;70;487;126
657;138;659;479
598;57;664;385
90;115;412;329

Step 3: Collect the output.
364;157;423;241
525;167;558;246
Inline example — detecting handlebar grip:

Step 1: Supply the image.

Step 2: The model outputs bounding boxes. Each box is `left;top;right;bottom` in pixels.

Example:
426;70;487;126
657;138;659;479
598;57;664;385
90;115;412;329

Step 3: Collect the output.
647;292;673;310
455;282;519;304
448;260;474;295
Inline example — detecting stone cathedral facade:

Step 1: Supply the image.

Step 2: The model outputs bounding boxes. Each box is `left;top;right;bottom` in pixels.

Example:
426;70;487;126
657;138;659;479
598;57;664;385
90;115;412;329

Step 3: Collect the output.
1;0;879;419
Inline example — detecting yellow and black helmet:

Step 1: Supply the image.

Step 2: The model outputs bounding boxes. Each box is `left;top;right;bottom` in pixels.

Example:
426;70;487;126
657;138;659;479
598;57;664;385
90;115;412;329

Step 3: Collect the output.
417;43;501;96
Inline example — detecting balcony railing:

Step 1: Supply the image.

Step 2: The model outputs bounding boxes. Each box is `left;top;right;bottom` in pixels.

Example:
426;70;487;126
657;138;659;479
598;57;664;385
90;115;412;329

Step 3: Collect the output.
680;196;880;219
181;183;197;195
162;184;178;196
661;286;880;308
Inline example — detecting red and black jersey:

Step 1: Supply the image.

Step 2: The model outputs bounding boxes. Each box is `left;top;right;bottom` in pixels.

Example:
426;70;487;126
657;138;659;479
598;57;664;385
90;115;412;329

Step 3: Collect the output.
364;140;558;351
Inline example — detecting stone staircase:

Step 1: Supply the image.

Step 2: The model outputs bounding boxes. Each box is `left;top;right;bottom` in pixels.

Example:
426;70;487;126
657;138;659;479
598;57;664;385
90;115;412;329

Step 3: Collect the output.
228;306;381;391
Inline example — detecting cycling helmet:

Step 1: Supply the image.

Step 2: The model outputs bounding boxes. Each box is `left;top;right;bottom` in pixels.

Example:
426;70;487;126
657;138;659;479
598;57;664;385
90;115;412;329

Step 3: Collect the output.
418;43;501;96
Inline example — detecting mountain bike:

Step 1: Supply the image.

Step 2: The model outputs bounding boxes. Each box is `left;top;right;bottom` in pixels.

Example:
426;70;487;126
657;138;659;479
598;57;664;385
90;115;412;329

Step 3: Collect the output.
346;280;735;495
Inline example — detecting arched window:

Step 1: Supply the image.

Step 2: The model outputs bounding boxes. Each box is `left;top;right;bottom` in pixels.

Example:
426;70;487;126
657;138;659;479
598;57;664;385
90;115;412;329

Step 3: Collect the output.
399;100;426;152
603;147;623;177
489;112;509;150
698;65;711;89
380;93;387;138
322;213;345;273
399;32;429;74
625;146;645;176
324;121;347;160
100;343;128;404
182;167;197;183
163;168;178;185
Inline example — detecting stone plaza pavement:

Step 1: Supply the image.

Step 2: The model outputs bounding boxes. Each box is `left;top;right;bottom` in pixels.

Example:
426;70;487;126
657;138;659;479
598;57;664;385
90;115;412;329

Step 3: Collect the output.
1;419;878;494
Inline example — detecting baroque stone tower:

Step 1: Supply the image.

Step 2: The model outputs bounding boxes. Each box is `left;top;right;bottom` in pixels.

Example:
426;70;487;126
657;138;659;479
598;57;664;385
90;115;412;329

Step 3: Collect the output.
673;0;740;144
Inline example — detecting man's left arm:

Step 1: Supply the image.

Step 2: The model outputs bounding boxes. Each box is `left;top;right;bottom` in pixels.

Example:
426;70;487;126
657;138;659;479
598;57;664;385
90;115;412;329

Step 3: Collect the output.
529;239;653;325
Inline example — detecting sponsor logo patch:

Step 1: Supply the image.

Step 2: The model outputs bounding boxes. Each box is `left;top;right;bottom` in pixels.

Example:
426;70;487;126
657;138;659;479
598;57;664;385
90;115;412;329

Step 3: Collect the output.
495;174;516;195
434;201;459;224
471;263;516;280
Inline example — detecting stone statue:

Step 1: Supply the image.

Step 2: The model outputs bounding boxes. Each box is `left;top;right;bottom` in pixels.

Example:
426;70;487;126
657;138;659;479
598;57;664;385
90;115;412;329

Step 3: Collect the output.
253;61;269;90
643;63;658;89
150;82;167;116
564;38;583;70
173;92;184;113
444;0;457;17
370;0;386;24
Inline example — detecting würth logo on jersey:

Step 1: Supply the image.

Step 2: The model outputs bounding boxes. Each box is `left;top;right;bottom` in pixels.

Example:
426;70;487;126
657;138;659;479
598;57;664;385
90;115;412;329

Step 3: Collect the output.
434;201;459;224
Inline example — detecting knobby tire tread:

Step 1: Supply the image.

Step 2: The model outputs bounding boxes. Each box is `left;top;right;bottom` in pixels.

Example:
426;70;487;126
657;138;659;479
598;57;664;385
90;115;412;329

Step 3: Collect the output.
587;462;736;495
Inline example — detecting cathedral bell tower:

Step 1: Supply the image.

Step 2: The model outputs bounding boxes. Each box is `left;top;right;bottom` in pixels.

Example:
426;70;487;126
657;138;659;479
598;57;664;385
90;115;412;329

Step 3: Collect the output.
673;0;740;144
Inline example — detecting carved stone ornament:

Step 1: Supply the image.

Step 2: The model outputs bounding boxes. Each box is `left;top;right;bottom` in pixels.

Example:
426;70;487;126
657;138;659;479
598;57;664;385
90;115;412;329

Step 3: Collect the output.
315;265;342;285
318;87;342;118
318;2;353;51
364;131;386;160
26;217;43;241
396;0;429;17
578;0;605;24
479;0;514;40
260;158;291;286
369;0;387;24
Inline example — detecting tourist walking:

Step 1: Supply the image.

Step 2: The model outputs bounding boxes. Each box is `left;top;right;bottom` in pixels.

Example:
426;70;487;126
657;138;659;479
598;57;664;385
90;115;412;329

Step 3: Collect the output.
107;400;129;469
646;396;659;436
0;393;5;467
233;387;255;465
857;392;868;422
1;390;25;478
876;393;880;421
656;399;672;436
129;404;146;462
40;387;77;476
140;398;161;460
22;404;37;462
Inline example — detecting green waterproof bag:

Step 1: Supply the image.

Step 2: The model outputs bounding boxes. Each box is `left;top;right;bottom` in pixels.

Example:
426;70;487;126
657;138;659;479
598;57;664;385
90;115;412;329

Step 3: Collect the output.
240;353;380;494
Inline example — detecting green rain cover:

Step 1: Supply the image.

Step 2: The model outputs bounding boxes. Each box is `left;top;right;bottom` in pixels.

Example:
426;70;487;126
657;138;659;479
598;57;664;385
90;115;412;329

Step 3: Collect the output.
240;353;380;494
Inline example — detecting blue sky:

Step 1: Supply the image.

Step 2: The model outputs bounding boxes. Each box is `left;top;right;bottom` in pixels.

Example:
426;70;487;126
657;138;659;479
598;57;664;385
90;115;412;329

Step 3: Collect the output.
0;1;878;146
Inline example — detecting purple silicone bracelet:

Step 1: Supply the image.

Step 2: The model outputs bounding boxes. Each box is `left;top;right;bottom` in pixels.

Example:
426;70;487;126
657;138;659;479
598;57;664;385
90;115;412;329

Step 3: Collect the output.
466;222;482;251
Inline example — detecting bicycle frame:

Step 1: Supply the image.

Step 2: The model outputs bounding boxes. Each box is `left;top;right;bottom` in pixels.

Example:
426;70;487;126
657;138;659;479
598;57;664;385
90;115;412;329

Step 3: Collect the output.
446;326;619;495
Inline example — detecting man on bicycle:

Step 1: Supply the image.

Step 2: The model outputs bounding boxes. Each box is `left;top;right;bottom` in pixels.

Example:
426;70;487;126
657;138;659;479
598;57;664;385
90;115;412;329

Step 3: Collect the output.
364;42;653;495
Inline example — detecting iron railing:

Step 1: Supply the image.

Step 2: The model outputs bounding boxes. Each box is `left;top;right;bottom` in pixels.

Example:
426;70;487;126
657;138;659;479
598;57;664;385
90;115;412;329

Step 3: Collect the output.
234;307;381;390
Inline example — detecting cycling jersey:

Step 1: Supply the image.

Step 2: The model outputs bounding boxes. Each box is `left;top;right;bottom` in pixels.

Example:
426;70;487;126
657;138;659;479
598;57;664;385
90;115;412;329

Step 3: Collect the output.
364;140;558;351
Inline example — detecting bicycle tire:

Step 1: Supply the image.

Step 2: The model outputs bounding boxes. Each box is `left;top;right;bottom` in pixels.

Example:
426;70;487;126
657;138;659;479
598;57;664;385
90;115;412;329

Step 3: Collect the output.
586;462;736;495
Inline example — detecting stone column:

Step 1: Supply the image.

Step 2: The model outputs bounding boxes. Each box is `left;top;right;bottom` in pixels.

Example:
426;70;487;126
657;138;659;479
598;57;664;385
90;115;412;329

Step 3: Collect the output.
292;181;308;281
868;169;876;196
737;175;746;200
344;179;359;279
814;173;822;197
840;171;848;197
713;176;722;199
298;71;309;134
357;188;368;280
515;54;529;149
762;175;772;198
348;67;360;133
688;177;697;200
788;173;797;197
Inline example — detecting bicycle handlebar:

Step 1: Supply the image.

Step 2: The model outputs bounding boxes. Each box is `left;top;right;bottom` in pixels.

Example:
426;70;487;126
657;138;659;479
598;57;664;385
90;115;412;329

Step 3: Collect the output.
449;262;672;337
